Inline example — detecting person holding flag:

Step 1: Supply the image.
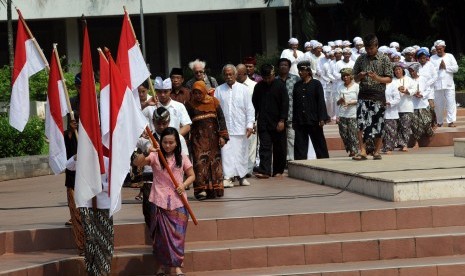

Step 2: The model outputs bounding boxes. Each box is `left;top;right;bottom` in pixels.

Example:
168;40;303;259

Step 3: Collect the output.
133;127;195;276
74;19;113;275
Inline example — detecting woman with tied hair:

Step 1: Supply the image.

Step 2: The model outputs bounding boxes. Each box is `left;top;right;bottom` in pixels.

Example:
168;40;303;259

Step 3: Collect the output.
392;63;416;152
185;59;218;94
185;81;229;200
336;68;359;157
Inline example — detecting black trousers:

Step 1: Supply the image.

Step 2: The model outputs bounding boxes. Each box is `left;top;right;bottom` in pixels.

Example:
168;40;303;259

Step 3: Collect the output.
294;124;329;160
257;128;287;176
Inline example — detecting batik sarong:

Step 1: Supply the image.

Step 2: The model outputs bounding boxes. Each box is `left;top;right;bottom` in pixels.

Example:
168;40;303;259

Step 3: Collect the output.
397;112;413;148
67;188;85;254
357;100;385;141
338;117;359;154
412;108;434;141
79;208;114;276
382;119;398;151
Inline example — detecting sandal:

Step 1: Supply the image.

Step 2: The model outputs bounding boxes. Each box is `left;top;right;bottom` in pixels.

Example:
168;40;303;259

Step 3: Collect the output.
255;173;270;179
448;123;457;128
373;154;382;160
134;195;143;201
352;154;367;161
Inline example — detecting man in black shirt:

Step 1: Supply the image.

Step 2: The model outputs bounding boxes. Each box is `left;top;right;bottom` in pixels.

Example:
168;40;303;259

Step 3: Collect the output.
292;61;330;160
252;64;289;178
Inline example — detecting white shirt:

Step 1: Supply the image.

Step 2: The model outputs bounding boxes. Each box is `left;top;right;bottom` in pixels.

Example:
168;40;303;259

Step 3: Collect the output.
336;82;359;118
418;61;438;98
215;82;255;135
333;59;355;88
430;53;459;90
384;82;401;119
144;99;192;132
280;48;305;76
411;76;433;110
66;156;112;209
311;53;325;81
241;76;257;97
393;76;415;113
316;57;334;90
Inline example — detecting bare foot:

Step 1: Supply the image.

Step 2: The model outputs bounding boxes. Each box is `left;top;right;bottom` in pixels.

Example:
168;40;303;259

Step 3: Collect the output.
274;173;283;177
402;147;408;152
386;150;392;155
413;142;419;149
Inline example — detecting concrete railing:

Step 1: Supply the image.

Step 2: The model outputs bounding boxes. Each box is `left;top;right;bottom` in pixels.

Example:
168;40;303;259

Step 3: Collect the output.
0;155;52;182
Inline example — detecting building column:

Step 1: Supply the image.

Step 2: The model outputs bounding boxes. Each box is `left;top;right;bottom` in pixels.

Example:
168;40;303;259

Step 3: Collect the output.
262;9;278;56
165;14;181;73
65;18;80;74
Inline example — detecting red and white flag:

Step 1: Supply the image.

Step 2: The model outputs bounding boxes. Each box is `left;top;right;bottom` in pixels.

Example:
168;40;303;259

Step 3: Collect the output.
108;53;147;216
9;9;48;132
116;10;150;106
45;47;69;174
74;22;105;208
98;49;110;149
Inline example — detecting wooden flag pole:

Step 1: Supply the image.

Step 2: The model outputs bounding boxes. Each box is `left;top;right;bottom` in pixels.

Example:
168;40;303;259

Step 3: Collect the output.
15;7;49;72
145;126;198;225
53;44;78;139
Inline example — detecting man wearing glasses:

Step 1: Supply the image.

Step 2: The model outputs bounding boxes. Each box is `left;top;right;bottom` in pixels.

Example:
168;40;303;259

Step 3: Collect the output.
185;59;218;94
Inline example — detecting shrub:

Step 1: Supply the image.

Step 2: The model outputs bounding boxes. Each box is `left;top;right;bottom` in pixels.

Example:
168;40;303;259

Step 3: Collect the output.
0;115;45;158
0;57;80;103
256;51;281;72
454;54;465;91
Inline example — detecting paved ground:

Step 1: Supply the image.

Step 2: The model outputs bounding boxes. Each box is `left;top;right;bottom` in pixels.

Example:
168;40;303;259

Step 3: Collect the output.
1;146;464;232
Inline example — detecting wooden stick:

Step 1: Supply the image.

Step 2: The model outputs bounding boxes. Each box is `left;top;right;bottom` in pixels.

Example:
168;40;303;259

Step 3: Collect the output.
53;44;78;139
15;8;49;72
145;126;198;225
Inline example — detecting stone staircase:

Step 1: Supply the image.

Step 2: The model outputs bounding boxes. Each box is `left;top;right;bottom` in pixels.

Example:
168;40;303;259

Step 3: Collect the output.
325;108;465;150
3;203;465;275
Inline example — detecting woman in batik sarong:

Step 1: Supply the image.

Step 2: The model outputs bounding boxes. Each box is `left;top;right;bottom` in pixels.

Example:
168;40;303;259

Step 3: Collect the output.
185;81;229;200
68;155;115;276
133;127;195;276
383;80;401;154
336;68;359;157
408;59;435;149
393;63;416;152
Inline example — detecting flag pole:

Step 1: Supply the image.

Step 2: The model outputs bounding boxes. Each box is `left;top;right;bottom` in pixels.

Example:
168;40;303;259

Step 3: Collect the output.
123;6;156;99
97;47;108;63
53;43;78;139
145;125;199;225
15;7;49;72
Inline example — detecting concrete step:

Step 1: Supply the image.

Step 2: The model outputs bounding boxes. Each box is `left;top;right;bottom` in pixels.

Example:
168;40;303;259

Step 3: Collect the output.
323;116;465;150
4;203;465;255
185;255;465;275
7;203;465;254
3;225;465;275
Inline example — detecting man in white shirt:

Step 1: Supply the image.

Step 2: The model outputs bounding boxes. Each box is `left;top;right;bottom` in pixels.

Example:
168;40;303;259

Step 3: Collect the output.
351;37;364;62
280;37;304;76
143;77;191;153
237;64;258;177
429;40;459;127
216;64;255;187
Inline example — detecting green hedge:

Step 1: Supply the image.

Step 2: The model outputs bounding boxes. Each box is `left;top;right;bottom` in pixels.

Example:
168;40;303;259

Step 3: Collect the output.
0;115;45;158
455;55;465;91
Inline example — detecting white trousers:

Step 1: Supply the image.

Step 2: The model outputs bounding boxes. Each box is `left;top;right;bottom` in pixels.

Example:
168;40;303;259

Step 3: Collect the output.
287;126;295;161
221;135;249;178
247;132;257;174
325;90;336;119
434;88;456;124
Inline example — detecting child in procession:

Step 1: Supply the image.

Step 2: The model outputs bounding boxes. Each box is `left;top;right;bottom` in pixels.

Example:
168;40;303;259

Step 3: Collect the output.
133;127;195;276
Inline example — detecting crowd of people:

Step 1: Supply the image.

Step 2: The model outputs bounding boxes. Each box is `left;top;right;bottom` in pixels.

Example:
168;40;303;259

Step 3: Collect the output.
62;32;459;275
